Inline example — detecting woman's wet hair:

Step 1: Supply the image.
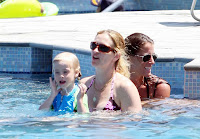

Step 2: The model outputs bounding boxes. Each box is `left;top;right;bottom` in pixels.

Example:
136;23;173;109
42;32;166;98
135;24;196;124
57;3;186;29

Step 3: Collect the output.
97;29;130;78
125;33;154;56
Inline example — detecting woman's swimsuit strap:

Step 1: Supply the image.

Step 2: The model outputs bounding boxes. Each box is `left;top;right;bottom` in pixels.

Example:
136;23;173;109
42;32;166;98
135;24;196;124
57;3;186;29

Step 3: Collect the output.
145;74;170;98
86;77;94;93
86;74;121;111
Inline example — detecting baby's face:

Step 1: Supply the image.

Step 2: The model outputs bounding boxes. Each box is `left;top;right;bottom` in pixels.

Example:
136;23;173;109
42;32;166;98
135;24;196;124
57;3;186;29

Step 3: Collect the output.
53;60;76;91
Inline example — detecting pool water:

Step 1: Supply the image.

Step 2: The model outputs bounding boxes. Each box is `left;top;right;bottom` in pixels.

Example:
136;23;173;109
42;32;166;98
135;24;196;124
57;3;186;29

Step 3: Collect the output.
0;73;200;139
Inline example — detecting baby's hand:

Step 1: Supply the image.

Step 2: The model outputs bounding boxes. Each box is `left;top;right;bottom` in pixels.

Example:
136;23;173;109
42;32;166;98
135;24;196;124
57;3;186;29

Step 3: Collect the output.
77;83;87;100
49;77;61;97
77;83;88;113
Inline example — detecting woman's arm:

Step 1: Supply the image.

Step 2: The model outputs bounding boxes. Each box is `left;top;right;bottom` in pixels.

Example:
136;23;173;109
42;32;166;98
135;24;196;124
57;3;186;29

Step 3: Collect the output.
155;83;171;98
117;76;142;113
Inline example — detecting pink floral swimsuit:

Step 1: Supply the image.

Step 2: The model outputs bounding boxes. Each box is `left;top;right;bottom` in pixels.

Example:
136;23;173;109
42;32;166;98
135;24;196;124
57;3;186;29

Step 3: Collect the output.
87;74;121;111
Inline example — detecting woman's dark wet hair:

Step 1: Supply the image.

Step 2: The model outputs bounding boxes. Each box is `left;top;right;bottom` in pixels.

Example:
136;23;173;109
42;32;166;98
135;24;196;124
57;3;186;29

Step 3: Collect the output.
125;33;154;56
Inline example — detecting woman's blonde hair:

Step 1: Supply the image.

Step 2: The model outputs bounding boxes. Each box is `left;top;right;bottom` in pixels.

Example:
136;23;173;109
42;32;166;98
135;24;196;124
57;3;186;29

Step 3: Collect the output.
53;52;82;80
97;29;130;78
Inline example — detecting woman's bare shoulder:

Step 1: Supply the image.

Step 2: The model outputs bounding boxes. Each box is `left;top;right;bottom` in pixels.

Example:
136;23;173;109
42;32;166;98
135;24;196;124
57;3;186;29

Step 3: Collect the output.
115;73;136;89
80;75;95;86
156;83;171;98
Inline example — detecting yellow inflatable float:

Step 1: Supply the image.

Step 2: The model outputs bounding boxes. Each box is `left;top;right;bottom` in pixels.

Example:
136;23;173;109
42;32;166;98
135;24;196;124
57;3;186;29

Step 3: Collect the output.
0;0;59;18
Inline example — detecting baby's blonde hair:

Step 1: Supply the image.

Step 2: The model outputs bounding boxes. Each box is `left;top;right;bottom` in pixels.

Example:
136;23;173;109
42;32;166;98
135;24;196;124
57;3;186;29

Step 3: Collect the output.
97;29;130;78
53;52;82;80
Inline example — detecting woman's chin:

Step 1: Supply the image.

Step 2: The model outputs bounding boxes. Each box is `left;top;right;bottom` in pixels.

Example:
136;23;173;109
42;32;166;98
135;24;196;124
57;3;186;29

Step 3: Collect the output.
144;72;151;77
92;61;99;67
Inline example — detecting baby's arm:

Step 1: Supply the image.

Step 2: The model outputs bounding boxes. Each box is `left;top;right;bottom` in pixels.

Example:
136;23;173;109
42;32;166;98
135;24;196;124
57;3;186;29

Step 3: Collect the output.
77;83;88;113
39;77;60;110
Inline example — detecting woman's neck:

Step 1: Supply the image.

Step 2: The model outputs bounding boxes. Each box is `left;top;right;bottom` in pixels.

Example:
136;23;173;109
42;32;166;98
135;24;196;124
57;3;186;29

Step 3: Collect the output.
130;73;144;89
95;67;115;86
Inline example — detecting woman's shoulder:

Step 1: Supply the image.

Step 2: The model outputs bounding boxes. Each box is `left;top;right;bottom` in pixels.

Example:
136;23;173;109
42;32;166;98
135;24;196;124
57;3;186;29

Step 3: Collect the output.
146;74;169;85
114;73;140;107
80;75;95;86
145;74;171;97
147;74;171;98
115;72;136;89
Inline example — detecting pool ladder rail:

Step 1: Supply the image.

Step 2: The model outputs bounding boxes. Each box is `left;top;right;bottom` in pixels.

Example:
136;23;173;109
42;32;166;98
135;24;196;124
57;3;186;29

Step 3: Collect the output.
101;0;124;12
191;0;200;21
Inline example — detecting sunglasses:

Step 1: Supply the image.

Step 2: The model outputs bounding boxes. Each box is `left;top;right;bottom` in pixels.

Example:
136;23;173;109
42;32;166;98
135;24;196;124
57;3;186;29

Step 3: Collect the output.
134;54;157;62
90;42;115;53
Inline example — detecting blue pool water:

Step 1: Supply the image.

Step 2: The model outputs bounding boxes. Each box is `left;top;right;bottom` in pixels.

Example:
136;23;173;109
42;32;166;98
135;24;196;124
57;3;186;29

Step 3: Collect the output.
1;73;200;139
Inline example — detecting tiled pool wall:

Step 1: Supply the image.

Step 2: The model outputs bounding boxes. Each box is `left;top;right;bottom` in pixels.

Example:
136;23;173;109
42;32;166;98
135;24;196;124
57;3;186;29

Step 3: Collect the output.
152;61;186;95
184;71;200;99
184;58;200;99
0;46;52;73
39;0;200;14
0;46;192;96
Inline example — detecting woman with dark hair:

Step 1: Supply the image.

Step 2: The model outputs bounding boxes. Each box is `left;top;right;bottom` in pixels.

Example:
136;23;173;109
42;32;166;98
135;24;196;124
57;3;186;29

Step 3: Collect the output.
125;33;171;101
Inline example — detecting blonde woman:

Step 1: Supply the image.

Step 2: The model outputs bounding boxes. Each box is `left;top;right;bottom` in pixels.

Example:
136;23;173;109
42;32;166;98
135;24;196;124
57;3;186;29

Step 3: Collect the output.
77;29;142;113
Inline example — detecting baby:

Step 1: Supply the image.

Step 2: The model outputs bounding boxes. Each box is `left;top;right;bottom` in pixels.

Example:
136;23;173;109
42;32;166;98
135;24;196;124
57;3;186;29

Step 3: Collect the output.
39;52;88;114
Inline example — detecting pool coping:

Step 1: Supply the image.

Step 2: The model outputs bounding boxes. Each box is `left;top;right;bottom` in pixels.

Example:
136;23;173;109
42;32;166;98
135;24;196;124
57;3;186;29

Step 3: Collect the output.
184;58;200;71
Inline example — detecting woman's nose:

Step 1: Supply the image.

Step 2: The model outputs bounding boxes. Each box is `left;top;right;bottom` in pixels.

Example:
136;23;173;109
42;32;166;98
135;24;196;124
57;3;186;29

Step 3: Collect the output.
93;47;99;52
149;55;155;64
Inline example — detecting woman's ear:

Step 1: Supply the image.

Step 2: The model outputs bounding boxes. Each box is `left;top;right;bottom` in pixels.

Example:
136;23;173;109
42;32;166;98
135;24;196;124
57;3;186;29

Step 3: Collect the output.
113;51;121;62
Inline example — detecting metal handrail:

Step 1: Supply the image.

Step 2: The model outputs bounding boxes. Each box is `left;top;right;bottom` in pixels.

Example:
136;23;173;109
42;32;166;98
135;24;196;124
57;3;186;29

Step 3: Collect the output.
101;0;124;12
191;0;200;21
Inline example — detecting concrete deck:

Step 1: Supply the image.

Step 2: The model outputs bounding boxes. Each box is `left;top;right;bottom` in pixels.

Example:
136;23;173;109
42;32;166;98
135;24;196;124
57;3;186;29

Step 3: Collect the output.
0;10;200;60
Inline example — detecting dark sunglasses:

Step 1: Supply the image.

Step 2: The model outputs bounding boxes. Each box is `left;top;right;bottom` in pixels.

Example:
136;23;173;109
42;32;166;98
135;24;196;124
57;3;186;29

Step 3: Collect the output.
134;54;157;62
90;42;115;53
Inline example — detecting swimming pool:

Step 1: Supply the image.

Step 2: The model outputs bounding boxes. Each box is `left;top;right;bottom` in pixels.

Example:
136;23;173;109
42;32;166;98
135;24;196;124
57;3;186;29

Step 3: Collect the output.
1;73;200;138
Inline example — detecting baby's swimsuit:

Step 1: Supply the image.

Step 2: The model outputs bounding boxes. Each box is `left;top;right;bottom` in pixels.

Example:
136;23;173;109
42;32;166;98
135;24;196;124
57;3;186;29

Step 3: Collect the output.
144;74;170;99
87;75;121;111
52;84;79;114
